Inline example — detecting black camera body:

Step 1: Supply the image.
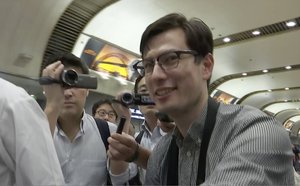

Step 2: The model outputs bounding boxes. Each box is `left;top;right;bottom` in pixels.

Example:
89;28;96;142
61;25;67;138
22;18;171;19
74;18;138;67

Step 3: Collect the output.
39;69;97;89
60;70;97;89
121;92;155;106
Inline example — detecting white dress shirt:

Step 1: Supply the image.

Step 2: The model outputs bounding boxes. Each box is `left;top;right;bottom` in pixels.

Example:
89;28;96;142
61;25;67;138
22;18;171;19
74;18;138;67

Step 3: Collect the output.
54;113;116;185
0;78;65;186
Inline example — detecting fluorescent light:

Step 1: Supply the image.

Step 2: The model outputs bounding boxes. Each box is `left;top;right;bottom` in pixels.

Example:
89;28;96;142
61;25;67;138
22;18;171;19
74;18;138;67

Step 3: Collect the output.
262;69;268;73
223;37;231;43
268;89;272;92
285;87;289;90
286;21;296;27
252;30;260;35
285;66;292;70
242;72;247;76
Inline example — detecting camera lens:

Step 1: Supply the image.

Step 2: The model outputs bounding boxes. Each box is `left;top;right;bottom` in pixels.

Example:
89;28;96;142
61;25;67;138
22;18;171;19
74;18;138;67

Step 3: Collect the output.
121;92;134;105
61;70;78;86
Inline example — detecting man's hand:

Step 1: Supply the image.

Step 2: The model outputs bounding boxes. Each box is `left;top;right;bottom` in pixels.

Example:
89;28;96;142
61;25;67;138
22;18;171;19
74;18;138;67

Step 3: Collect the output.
108;132;136;161
108;132;151;169
41;61;64;135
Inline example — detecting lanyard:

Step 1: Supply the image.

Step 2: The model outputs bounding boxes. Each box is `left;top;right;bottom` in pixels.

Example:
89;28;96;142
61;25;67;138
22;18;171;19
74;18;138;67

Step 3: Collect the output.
166;98;220;185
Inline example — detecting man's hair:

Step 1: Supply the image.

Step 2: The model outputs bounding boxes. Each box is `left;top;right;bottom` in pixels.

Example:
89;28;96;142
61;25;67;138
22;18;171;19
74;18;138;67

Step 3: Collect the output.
92;99;117;117
140;13;213;58
139;13;213;85
44;52;89;74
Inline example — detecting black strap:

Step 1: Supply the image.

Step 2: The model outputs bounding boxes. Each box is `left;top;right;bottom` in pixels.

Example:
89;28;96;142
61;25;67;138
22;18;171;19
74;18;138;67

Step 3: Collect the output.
166;97;220;185
94;118;112;185
94;118;111;151
166;135;179;185
197;97;219;184
135;130;145;144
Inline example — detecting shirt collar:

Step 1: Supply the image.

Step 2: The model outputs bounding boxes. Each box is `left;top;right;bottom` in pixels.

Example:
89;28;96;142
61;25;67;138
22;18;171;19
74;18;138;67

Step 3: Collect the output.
56;110;86;135
141;120;166;137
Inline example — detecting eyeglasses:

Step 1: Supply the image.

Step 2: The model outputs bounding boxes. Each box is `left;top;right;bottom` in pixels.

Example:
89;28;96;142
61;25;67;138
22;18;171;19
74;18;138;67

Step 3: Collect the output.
96;110;117;118
133;50;199;76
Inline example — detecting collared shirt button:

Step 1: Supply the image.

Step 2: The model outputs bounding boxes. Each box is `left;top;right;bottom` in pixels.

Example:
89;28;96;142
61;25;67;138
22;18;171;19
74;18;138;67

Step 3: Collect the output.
187;151;191;157
197;138;201;144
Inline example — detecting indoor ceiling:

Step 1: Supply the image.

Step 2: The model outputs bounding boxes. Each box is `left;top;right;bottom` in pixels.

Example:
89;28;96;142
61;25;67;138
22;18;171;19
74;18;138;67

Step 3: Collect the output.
0;0;299;124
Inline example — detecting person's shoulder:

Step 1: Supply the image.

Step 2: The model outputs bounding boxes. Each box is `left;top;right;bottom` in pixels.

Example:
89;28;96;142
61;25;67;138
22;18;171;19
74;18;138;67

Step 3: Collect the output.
217;103;284;136
218;103;276;123
0;78;28;100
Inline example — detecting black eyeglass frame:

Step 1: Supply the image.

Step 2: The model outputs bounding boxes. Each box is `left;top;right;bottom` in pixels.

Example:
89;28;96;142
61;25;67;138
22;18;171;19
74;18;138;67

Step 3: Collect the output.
96;110;117;118
133;50;199;76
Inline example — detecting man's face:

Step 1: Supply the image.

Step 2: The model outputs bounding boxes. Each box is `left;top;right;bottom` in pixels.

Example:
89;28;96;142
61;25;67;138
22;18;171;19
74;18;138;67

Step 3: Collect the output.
137;77;157;115
94;103;117;123
60;66;89;117
143;28;212;116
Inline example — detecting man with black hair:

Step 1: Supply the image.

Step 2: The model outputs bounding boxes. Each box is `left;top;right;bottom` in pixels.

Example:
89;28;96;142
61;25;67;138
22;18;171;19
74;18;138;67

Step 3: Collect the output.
135;13;293;185
40;52;129;185
92;98;118;123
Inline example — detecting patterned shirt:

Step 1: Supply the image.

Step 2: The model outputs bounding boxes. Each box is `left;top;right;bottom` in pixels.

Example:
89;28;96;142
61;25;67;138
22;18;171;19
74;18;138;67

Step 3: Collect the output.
145;102;295;185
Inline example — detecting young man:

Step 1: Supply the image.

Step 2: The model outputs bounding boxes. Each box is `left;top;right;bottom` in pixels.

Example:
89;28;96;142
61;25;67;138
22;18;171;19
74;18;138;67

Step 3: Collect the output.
134;13;294;185
92;99;118;123
0;78;64;185
40;52;128;185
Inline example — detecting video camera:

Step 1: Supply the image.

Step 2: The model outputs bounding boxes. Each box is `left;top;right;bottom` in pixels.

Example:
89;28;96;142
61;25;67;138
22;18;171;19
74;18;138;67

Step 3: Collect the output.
121;92;155;106
39;69;97;89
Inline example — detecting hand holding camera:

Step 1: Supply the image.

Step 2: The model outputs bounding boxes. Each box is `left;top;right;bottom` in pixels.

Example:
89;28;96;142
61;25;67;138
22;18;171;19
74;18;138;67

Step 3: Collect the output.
39;69;97;89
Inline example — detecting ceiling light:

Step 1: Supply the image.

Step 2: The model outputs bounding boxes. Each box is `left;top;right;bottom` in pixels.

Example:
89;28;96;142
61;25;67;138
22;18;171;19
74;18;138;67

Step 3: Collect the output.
223;37;231;43
285;87;289;90
252;30;260;35
285;66;292;70
284;100;288;102
242;72;247;76
268;89;272;92
262;69;268;73
286;21;296;27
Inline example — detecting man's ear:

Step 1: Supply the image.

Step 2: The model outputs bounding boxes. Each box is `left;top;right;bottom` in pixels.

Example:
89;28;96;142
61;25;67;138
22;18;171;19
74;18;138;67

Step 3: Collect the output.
201;53;214;81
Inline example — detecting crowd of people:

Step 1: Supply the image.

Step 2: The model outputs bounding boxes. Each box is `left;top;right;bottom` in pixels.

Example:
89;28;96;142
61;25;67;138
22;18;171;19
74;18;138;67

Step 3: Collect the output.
0;13;297;185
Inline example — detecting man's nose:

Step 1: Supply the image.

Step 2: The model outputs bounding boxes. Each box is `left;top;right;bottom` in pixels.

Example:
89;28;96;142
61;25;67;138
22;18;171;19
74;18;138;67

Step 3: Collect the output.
151;62;167;78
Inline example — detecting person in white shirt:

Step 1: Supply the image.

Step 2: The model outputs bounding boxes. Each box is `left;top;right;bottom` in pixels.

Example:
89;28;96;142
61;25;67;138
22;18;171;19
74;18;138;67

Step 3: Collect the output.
0;78;64;186
40;52;129;185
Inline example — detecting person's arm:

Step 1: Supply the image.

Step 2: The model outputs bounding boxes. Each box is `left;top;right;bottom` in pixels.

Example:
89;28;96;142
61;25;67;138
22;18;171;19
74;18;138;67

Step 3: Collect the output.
41;61;65;135
2;86;65;185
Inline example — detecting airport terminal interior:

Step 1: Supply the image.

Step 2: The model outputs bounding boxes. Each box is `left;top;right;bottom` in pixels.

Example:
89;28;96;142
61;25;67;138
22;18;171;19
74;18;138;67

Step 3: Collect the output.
1;0;300;144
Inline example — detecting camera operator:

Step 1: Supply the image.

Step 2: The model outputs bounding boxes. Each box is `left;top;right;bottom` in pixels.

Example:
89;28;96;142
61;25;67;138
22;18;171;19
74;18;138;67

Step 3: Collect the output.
40;52;128;186
107;75;175;185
